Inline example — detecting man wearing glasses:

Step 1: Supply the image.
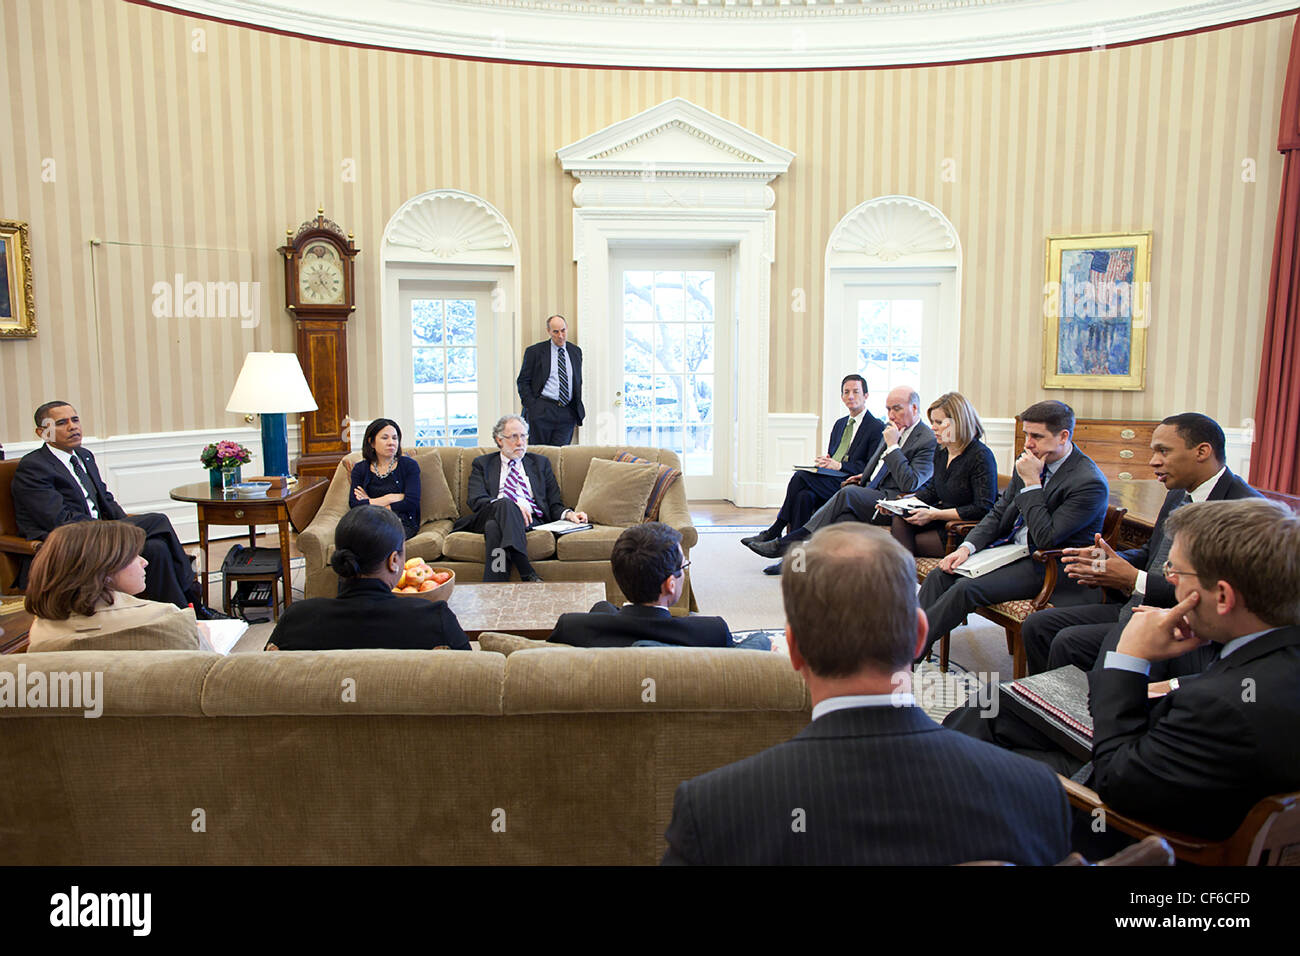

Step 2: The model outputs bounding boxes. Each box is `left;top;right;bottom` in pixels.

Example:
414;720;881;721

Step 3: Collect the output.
548;522;744;648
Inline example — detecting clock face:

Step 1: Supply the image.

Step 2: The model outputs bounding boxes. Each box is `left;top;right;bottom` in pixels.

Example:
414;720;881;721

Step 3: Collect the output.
298;240;345;305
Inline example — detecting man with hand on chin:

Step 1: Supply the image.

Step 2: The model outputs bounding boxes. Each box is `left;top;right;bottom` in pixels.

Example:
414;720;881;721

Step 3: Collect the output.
916;400;1107;664
1088;498;1300;841
451;414;587;583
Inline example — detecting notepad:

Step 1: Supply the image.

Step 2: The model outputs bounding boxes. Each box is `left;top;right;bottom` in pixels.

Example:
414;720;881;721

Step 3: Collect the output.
532;519;592;535
951;543;1030;578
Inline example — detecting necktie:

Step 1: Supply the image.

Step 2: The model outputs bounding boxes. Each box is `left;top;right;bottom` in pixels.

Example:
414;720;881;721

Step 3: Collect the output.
995;464;1051;547
503;459;543;520
557;347;569;404
831;418;855;462
68;453;100;518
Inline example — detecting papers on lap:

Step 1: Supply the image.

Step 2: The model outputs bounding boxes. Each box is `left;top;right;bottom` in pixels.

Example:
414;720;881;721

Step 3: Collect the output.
792;465;844;477
952;543;1029;578
1000;665;1094;761
202;619;249;655
532;519;592;535
876;495;927;515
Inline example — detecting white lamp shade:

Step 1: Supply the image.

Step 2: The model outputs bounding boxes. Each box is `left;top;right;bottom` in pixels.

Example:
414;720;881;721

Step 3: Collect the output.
225;352;320;414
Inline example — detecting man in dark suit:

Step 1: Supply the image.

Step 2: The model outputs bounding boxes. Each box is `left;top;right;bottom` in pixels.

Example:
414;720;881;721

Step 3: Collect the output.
1089;498;1300;840
516;314;584;446
916;400;1107;663
742;374;883;553
1022;412;1259;674
11;401;221;616
452;414;586;582
661;525;1071;865
548;522;733;648
748;386;936;572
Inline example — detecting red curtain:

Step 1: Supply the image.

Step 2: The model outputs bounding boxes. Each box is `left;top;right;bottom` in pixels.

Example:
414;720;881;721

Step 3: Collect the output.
1251;16;1300;495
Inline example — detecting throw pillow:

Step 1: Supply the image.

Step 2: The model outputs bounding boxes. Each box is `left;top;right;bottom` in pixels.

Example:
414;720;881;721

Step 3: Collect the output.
477;632;569;655
574;458;659;527
612;451;682;521
409;448;459;522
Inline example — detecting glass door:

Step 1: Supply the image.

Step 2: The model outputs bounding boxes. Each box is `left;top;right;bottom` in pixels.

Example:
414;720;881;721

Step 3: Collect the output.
400;284;493;447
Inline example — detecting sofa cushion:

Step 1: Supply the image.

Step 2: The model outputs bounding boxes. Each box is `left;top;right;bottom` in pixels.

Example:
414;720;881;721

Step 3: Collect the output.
408;448;459;521
575;459;659;527
0;650;218;718
442;529;556;562
477;632;569;655
406;519;453;562
554;524;625;562
612;452;682;521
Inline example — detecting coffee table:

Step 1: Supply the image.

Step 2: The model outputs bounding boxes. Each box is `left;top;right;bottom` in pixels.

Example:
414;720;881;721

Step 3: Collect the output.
444;581;607;640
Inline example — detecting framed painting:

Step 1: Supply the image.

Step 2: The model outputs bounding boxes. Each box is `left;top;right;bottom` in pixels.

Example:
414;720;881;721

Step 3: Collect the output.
1042;231;1151;390
0;218;36;338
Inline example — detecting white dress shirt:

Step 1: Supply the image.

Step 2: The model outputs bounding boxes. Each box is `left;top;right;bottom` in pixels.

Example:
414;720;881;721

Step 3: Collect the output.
812;692;916;721
495;453;536;502
540;343;569;403
869;421;916;484
1132;466;1225;597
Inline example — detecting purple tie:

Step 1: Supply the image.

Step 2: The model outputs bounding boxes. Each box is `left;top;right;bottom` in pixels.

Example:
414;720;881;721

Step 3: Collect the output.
504;459;543;520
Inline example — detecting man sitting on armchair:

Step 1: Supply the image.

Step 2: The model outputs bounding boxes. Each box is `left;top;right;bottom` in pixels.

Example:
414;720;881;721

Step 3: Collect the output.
452;414;587;583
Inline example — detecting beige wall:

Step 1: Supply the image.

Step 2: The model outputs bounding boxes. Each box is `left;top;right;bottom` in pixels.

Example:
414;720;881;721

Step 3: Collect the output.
0;0;1291;443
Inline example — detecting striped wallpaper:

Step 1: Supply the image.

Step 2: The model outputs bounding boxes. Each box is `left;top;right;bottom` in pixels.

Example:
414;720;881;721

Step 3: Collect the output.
0;0;1291;443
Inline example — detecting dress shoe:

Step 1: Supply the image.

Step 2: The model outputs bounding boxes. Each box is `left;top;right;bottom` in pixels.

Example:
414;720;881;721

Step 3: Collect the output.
193;603;231;621
740;529;778;547
747;538;785;559
520;573;543;583
762;560;783;575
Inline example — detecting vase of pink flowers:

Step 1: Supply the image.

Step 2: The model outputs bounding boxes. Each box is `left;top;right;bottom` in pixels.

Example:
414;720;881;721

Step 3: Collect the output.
201;440;253;491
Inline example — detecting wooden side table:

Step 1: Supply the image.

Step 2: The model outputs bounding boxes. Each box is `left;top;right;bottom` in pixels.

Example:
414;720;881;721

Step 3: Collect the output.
169;477;327;611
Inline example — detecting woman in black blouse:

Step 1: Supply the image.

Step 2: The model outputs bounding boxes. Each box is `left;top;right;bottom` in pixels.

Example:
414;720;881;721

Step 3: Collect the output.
888;391;997;558
266;506;469;651
350;418;422;539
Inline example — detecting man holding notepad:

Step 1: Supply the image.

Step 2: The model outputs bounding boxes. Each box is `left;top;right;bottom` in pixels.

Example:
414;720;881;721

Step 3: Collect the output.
916;400;1107;663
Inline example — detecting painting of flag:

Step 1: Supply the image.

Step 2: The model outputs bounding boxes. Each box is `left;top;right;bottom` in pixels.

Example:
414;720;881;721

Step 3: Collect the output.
1043;232;1151;391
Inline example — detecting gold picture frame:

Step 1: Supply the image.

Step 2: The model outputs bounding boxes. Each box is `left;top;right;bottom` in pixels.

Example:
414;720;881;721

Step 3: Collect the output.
0;218;36;338
1042;231;1151;390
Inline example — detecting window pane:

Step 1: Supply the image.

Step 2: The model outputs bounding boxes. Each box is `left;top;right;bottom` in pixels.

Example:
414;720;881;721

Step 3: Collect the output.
653;375;683;424
654;271;685;323
447;392;477;446
624;324;654;373
686;272;714;322
687;375;713;424
654;324;684;373
413;348;444;387
684;425;713;475
891;301;923;346
412;299;444;346
625;425;652;448
858;300;890;344
446;347;476;385
446;299;476;346
624;272;653;324
684;325;713;374
413;393;445;447
655;423;684;456
623;374;653;424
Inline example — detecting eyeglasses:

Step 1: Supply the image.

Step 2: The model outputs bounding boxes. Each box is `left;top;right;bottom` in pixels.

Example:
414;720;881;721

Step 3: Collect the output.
673;559;691;577
1162;560;1197;581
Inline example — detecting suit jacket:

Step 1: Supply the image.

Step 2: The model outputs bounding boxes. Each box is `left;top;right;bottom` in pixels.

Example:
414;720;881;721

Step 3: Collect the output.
267;577;471;651
858;420;937;497
12;444;127;540
1091;625;1300;840
662;705;1071;865
28;591;202;653
964;446;1108;554
824;413;885;480
451;452;568;532
549;604;730;649
517;340;585;425
1117;468;1259;607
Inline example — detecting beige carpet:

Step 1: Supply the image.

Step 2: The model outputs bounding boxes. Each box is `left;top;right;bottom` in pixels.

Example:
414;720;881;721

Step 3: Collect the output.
689;528;1016;683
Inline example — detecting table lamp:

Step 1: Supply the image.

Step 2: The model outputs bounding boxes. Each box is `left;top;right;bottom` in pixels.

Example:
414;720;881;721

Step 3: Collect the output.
226;351;319;478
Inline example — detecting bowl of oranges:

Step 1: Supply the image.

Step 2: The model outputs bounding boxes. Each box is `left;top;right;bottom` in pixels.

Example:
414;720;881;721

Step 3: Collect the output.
392;558;455;603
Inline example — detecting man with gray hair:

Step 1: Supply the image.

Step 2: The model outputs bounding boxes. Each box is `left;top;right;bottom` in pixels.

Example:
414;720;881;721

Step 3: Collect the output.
662;525;1070;865
450;414;586;582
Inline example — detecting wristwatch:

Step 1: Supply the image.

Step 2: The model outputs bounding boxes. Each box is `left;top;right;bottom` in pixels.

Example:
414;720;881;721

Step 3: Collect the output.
1169;678;1181;691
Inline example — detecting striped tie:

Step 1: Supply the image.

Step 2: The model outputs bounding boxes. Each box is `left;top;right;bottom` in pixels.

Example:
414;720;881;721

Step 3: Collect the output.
504;459;543;520
557;347;569;404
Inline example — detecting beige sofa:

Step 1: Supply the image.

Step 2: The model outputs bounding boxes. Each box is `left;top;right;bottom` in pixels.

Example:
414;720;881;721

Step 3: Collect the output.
298;445;698;613
0;645;809;864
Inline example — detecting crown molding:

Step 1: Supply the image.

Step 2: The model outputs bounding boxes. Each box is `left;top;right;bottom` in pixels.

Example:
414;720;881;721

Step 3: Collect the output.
146;0;1295;69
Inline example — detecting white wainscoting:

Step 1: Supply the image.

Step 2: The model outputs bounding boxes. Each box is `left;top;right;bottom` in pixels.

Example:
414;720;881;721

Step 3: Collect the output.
749;413;820;506
4;424;337;545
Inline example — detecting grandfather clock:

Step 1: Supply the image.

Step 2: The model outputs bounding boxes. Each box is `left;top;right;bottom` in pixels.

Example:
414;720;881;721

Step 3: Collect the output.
278;209;359;480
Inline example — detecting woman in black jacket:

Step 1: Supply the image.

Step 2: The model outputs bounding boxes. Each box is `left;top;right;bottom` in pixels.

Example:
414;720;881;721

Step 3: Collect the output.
267;506;469;651
888;391;997;558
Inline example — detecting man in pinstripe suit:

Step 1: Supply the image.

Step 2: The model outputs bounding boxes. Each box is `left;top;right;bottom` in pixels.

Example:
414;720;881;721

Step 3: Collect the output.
662;526;1071;865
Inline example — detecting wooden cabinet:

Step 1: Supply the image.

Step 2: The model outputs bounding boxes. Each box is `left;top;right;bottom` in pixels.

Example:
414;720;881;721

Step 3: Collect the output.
1015;417;1159;482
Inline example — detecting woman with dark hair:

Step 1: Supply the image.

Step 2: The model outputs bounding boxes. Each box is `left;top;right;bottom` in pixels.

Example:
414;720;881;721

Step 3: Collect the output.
25;521;210;651
886;391;998;558
266;506;469;651
349;418;422;539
